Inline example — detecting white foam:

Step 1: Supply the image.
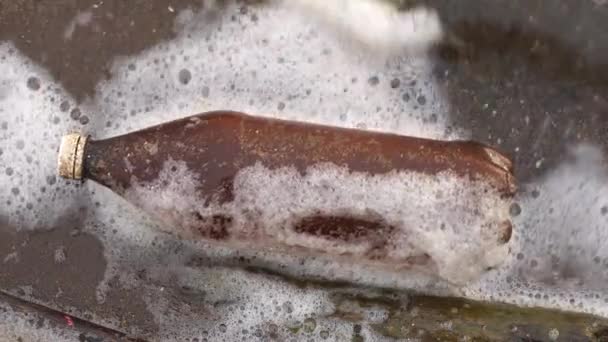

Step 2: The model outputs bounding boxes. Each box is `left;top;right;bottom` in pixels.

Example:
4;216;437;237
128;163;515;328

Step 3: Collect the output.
123;160;510;285
461;144;608;316
81;1;455;141
0;300;80;342
150;265;333;341
0;44;86;232
281;0;443;56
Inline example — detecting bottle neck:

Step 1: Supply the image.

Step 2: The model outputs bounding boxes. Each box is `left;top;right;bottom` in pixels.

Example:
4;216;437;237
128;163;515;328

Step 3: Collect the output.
57;112;245;199
57;132;138;193
82;136;142;195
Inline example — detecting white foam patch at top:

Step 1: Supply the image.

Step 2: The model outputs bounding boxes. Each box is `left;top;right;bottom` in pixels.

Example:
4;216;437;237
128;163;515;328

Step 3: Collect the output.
81;1;455;140
281;0;443;56
124;160;510;285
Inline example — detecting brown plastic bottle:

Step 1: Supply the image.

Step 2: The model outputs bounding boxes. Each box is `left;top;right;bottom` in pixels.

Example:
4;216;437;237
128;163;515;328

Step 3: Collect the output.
58;110;516;284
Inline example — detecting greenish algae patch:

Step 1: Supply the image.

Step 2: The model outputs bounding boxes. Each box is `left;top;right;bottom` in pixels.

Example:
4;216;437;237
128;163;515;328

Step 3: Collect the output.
372;295;608;341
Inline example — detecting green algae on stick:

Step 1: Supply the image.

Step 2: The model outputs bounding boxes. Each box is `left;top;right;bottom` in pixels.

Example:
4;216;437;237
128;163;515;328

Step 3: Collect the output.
58;110;516;284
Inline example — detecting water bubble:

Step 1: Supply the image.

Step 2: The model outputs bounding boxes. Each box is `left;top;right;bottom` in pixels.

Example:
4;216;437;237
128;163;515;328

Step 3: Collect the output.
319;330;329;339
70;108;81;120
26;76;40;91
11;187;19;195
417;95;427;105
531;189;541;198
601;206;608;215
178;69;192;85
201;86;210;98
390;78;400;89
277;102;285;111
219;324;227;333
59;100;70;112
5;167;13;176
302;318;316;333
402;93;410;102
367;76;379;86
79;115;90;125
548;328;559;341
282;301;294;314
128;63;136;71
2;121;8;129
46;175;57;185
15;140;25;149
509;203;522;216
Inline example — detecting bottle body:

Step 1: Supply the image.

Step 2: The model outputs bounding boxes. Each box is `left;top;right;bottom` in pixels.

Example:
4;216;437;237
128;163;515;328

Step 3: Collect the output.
59;111;516;284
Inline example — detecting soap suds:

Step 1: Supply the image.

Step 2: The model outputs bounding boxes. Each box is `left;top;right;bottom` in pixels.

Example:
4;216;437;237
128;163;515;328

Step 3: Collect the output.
83;1;454;140
0;300;82;342
0;44;86;232
124;160;511;285
461;144;608;316
281;0;443;56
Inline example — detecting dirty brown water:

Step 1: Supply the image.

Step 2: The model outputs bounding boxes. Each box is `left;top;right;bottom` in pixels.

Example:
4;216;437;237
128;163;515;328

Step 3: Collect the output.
1;0;608;341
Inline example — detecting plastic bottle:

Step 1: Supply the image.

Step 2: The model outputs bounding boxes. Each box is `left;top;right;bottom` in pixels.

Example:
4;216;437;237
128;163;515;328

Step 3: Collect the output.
58;111;516;283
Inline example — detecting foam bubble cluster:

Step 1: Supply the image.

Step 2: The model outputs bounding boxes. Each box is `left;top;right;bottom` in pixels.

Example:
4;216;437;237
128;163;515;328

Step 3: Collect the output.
281;0;443;55
82;0;453;140
0;45;86;231
0;301;80;342
462;144;608;316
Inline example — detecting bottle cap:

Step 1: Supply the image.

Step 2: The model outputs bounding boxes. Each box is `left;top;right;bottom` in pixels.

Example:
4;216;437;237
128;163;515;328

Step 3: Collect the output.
57;133;88;180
